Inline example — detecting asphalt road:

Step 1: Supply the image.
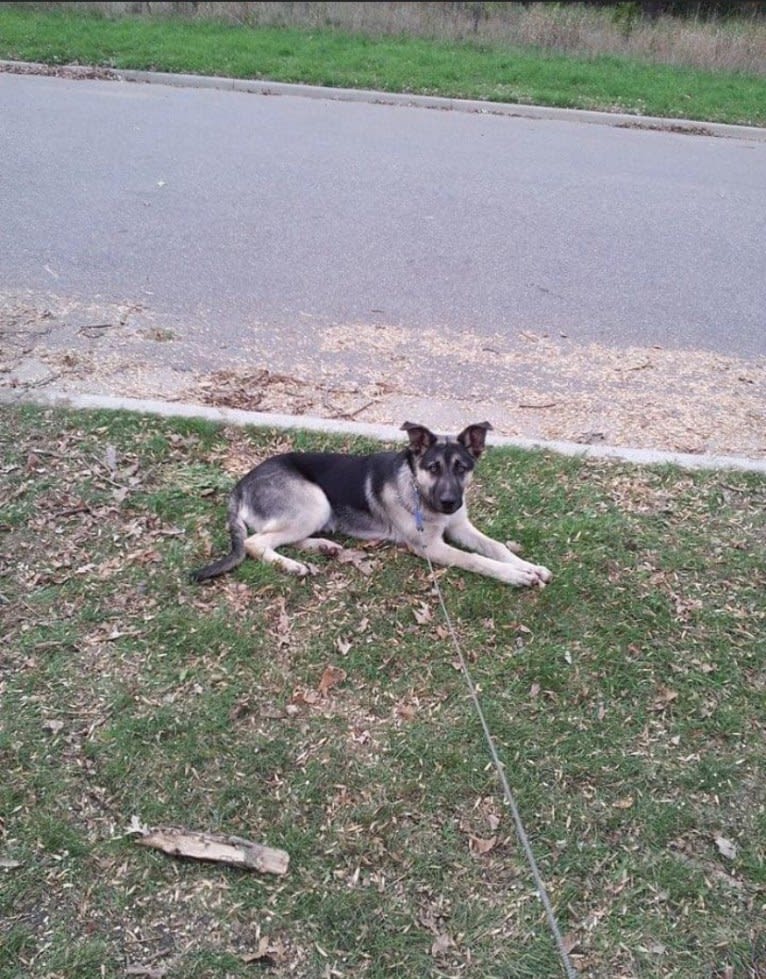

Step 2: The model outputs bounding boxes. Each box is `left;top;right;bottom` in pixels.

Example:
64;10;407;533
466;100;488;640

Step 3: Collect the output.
2;71;765;360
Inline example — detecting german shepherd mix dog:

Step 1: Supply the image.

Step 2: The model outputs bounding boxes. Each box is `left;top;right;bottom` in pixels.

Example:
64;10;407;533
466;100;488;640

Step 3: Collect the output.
192;422;551;588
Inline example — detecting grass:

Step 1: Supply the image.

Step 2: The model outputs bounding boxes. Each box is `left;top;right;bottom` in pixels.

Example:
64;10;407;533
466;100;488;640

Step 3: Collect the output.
1;6;766;125
1;402;764;978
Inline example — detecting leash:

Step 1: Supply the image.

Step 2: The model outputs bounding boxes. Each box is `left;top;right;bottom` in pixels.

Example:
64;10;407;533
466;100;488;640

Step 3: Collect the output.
413;485;578;979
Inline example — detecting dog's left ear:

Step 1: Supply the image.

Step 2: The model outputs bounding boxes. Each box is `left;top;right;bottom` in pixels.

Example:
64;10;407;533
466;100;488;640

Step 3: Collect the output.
401;422;437;456
457;421;493;458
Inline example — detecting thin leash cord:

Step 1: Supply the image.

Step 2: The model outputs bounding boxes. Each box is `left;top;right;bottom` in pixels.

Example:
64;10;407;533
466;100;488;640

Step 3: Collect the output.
423;547;578;979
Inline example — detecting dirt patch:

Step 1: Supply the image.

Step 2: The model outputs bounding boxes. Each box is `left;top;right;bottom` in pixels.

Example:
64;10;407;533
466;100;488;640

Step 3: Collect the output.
0;60;121;81
2;291;764;457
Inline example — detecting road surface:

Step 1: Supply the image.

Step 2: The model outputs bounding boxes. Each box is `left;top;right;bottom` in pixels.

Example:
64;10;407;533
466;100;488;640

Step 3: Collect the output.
1;71;764;456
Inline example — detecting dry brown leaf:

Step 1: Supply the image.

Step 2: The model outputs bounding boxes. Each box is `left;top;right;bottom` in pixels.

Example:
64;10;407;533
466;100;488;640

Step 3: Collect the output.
242;935;281;966
562;932;581;954
613;796;634;810
652;686;678;711
395;702;417;722
318;664;347;697
228;699;252;722
336;548;375;576
413;603;433;625
431;932;453;956
291;688;320;707
469;835;497;857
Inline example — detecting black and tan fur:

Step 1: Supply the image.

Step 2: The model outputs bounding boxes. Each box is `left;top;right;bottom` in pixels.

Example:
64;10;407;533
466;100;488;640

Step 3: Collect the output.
191;422;551;588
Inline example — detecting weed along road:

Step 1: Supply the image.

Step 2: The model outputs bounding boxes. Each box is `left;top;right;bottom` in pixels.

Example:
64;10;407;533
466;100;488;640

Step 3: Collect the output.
2;69;765;458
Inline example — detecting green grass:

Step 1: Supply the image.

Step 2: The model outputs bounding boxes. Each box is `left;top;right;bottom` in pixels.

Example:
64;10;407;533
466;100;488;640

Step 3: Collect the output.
1;402;764;978
1;6;765;125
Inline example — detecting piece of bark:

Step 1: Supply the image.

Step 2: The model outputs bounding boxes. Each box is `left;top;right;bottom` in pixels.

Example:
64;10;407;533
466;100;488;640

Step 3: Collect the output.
135;827;289;875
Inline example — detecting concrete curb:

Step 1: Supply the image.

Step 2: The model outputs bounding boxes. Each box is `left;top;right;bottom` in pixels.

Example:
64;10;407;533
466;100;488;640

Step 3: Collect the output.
7;388;766;474
2;59;765;142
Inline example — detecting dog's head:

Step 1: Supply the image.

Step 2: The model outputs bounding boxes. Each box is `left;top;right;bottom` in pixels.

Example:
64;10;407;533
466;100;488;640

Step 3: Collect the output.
401;421;492;515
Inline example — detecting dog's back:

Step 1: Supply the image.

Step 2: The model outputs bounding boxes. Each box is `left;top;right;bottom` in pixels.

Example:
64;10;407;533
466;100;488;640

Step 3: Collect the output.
282;451;399;513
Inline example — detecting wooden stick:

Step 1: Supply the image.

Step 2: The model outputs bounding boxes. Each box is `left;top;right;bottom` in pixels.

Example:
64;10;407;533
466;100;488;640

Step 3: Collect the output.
135;827;289;875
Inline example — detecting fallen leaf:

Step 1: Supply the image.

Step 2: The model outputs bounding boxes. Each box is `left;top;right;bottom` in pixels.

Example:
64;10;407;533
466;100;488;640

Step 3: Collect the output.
336;548;375;576
395;702;417;722
562;932;580;954
125;815;149;836
715;835;737;860
318;664;347;696
613;796;634;810
42;719;64;735
469;835;497;857
126;548;162;565
652;686;678;711
229;698;253;721
431;932;453;956
292;688;320;707
242;935;279;966
413;603;433;625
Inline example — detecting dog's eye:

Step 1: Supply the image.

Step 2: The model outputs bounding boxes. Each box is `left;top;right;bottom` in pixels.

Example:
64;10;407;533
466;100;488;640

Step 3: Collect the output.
454;462;468;474
427;462;441;474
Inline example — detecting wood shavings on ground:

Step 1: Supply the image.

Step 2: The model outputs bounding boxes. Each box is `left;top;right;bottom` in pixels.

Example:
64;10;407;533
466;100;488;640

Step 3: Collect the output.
2;292;763;458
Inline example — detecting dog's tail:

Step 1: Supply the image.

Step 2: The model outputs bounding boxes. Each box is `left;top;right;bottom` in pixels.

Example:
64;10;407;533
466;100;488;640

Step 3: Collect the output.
190;514;247;583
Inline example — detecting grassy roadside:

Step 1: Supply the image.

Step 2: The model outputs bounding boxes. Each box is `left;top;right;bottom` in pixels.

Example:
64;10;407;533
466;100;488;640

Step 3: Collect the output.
1;402;764;978
1;6;765;125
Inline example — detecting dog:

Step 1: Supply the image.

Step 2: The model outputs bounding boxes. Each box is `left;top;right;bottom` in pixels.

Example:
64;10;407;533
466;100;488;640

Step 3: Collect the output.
191;421;551;588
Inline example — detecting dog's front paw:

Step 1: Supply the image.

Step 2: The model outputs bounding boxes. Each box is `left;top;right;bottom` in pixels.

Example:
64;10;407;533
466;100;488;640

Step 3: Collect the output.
502;560;552;588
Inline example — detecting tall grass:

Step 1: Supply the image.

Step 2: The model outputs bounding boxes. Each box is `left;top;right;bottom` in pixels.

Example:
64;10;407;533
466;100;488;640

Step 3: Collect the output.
28;0;766;76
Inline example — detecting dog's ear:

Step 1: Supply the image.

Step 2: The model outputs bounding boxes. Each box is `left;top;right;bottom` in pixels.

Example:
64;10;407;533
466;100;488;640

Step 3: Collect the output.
457;421;493;458
401;422;437;456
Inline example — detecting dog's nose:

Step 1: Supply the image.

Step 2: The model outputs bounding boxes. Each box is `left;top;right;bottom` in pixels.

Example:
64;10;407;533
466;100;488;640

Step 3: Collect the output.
440;496;460;513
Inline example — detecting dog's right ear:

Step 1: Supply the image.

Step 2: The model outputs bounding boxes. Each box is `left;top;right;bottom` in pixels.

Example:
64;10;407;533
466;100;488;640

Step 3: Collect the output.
401;422;437;456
